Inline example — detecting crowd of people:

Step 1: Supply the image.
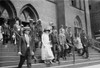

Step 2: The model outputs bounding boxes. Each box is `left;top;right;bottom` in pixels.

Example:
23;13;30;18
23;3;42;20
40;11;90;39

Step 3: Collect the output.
0;18;91;68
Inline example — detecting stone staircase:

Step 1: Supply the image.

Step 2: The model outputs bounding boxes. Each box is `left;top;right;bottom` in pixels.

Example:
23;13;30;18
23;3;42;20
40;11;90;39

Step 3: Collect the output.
0;42;20;67
20;47;100;68
0;43;100;68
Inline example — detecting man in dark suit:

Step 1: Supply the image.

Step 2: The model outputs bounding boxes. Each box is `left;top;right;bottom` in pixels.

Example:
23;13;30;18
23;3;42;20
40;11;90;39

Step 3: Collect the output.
80;30;89;58
50;28;60;63
2;19;10;45
17;26;34;68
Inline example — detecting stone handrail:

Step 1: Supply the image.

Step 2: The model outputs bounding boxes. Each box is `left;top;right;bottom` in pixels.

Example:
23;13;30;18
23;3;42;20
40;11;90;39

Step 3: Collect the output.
91;39;100;51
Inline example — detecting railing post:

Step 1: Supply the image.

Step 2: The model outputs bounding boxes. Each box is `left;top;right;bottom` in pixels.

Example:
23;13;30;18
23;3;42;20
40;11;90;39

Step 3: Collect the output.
72;45;75;64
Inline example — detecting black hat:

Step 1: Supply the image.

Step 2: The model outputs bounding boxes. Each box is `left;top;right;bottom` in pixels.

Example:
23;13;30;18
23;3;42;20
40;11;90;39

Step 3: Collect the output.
22;21;30;27
0;18;5;25
8;18;16;28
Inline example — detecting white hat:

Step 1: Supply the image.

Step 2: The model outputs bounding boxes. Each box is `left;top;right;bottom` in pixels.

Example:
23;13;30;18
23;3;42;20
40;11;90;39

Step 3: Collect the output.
47;26;52;30
49;22;54;26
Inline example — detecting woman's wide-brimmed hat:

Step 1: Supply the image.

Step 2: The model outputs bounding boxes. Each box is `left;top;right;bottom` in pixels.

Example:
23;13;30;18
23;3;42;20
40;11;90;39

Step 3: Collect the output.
44;26;51;32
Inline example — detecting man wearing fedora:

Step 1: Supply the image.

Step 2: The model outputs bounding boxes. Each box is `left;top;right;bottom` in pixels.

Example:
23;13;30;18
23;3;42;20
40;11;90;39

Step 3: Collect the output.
17;26;34;68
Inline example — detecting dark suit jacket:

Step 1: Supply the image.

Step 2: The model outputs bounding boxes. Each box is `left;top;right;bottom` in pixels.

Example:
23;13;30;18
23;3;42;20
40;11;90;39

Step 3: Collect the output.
80;33;88;47
18;34;34;56
2;24;10;35
50;33;59;45
29;25;36;52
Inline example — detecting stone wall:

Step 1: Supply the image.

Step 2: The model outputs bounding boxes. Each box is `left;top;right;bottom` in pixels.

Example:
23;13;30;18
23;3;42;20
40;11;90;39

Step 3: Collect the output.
10;0;57;29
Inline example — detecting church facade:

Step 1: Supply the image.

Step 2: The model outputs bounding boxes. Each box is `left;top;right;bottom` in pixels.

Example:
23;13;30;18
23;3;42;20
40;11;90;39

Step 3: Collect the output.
0;0;92;67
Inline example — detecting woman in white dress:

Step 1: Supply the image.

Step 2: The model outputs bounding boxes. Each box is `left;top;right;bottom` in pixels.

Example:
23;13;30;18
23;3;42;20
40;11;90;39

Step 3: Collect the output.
41;28;54;64
74;33;83;55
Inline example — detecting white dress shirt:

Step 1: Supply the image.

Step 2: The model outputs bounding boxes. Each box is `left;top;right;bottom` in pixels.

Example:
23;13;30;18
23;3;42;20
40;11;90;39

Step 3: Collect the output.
25;34;30;47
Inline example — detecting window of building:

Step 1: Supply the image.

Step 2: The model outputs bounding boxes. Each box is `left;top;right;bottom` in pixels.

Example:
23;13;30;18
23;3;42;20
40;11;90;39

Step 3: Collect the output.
89;5;91;10
1;9;9;18
71;0;84;10
71;0;76;7
81;0;84;10
79;0;81;9
20;4;39;22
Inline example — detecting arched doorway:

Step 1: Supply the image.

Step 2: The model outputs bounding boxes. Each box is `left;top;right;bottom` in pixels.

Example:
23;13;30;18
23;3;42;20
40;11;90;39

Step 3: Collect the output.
0;0;16;19
74;16;82;36
0;0;16;45
19;4;39;22
0;0;18;67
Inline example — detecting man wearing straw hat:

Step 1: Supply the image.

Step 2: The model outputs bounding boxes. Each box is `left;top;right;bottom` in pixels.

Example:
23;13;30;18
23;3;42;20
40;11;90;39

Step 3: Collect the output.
17;26;34;68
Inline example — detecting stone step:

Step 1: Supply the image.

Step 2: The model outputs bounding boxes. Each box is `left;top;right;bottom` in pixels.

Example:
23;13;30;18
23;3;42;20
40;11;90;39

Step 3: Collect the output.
0;42;17;48
59;57;100;68
0;59;36;67
0;52;18;56
0;44;18;52
1;55;100;68
0;48;17;52
63;53;100;61
0;56;19;61
0;46;99;67
0;53;100;67
0;54;99;62
0;61;19;67
0;51;100;66
0;44;17;48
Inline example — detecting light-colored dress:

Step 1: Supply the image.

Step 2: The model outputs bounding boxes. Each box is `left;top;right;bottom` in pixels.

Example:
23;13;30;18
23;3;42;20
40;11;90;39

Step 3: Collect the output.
41;33;54;60
75;37;83;49
59;33;66;45
59;33;66;50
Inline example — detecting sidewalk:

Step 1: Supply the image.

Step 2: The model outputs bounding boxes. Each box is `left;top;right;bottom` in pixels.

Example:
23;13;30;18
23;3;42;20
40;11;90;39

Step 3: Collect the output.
81;64;100;68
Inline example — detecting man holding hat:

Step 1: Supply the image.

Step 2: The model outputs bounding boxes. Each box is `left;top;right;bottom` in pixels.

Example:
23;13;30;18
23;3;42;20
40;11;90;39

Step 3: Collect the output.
17;26;34;68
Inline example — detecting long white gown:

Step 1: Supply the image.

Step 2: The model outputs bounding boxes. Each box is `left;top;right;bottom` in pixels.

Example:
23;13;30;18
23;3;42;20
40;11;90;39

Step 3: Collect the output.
75;37;83;49
41;32;54;60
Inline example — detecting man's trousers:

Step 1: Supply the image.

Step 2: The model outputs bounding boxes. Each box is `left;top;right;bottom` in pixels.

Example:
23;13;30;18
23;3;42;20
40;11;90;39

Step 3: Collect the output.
18;48;32;68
